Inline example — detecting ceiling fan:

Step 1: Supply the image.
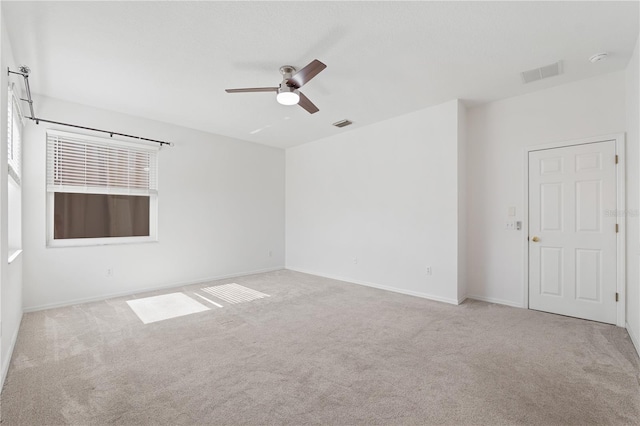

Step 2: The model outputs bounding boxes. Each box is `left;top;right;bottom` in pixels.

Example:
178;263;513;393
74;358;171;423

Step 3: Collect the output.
225;59;327;114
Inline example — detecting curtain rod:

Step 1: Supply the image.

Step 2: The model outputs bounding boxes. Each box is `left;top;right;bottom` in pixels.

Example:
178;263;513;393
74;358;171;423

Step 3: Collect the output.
7;67;174;147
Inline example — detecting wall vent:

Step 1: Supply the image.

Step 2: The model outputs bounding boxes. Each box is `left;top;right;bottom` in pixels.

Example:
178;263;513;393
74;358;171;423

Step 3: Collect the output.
333;119;353;128
521;61;563;84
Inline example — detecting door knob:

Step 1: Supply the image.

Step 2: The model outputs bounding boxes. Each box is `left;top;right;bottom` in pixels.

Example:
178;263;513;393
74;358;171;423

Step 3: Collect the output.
531;236;540;242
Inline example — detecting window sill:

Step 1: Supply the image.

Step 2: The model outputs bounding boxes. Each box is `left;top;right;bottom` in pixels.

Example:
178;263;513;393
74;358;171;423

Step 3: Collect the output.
8;249;22;264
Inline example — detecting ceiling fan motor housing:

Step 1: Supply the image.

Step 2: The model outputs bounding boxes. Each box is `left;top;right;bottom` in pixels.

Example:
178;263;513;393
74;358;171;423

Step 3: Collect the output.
276;65;300;105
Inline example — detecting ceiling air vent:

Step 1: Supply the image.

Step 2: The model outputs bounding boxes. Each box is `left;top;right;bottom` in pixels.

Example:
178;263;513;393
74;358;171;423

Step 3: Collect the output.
521;61;563;84
333;119;353;128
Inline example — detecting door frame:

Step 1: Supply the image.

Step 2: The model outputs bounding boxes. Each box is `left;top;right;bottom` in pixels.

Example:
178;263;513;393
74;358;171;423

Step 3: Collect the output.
523;133;626;327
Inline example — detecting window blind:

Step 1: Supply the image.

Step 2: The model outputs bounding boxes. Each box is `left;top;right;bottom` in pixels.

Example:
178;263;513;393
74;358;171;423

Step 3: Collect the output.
46;131;158;196
8;86;22;184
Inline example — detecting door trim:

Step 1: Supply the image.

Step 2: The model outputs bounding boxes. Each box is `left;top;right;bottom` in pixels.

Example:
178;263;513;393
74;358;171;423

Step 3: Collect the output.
523;133;626;327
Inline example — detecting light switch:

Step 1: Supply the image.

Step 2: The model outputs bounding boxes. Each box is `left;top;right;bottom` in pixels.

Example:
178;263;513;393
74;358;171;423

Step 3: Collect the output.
508;206;516;217
505;221;522;231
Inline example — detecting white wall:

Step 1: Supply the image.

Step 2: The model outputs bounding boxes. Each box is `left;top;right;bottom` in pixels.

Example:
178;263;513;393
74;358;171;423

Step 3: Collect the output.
22;96;285;311
625;36;640;353
466;72;627;307
286;100;464;304
1;9;24;388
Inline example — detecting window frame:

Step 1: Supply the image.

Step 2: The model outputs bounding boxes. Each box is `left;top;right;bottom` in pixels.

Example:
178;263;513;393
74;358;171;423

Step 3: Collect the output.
45;130;160;248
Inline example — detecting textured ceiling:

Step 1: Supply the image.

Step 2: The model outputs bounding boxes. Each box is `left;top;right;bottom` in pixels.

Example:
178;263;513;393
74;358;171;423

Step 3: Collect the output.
3;1;639;148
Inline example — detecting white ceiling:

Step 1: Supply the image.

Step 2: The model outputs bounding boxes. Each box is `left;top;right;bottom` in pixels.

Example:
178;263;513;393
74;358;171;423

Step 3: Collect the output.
3;1;638;149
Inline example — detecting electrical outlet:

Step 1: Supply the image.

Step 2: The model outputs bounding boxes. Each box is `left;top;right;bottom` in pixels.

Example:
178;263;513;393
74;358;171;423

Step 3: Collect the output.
426;266;432;276
106;268;113;277
353;257;358;264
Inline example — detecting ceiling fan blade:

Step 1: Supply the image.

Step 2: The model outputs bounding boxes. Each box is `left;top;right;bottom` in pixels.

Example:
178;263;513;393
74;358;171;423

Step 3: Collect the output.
298;92;319;114
225;87;278;93
287;59;326;89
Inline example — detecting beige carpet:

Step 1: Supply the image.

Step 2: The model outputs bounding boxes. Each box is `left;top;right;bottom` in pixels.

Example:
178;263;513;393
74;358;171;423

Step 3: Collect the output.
1;270;639;425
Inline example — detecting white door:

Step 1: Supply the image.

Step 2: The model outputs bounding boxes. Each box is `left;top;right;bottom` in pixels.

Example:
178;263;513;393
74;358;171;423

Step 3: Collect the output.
528;141;617;324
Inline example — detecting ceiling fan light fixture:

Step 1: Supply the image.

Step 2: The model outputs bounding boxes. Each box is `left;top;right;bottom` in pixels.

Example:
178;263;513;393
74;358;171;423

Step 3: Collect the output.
276;87;300;106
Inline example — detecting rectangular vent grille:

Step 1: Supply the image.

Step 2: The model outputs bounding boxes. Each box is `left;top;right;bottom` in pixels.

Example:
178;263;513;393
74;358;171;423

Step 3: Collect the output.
521;61;562;84
333;119;353;128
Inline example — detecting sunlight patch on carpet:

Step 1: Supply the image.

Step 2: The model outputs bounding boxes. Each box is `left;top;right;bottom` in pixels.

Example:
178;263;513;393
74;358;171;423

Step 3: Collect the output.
201;283;269;304
127;292;209;324
193;292;223;308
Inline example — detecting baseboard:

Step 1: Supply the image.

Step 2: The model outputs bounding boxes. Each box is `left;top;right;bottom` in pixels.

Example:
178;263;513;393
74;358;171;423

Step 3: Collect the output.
286;267;460;305
23;266;285;313
1;312;23;392
466;294;525;308
626;322;640;357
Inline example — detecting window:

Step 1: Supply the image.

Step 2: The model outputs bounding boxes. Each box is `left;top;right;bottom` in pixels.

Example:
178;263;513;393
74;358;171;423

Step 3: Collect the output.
8;84;23;259
8;84;22;184
46;130;159;247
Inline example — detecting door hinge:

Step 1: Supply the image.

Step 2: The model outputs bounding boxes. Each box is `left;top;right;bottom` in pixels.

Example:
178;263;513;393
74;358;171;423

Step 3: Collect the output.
615;155;619;164
615;224;619;233
616;292;619;302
